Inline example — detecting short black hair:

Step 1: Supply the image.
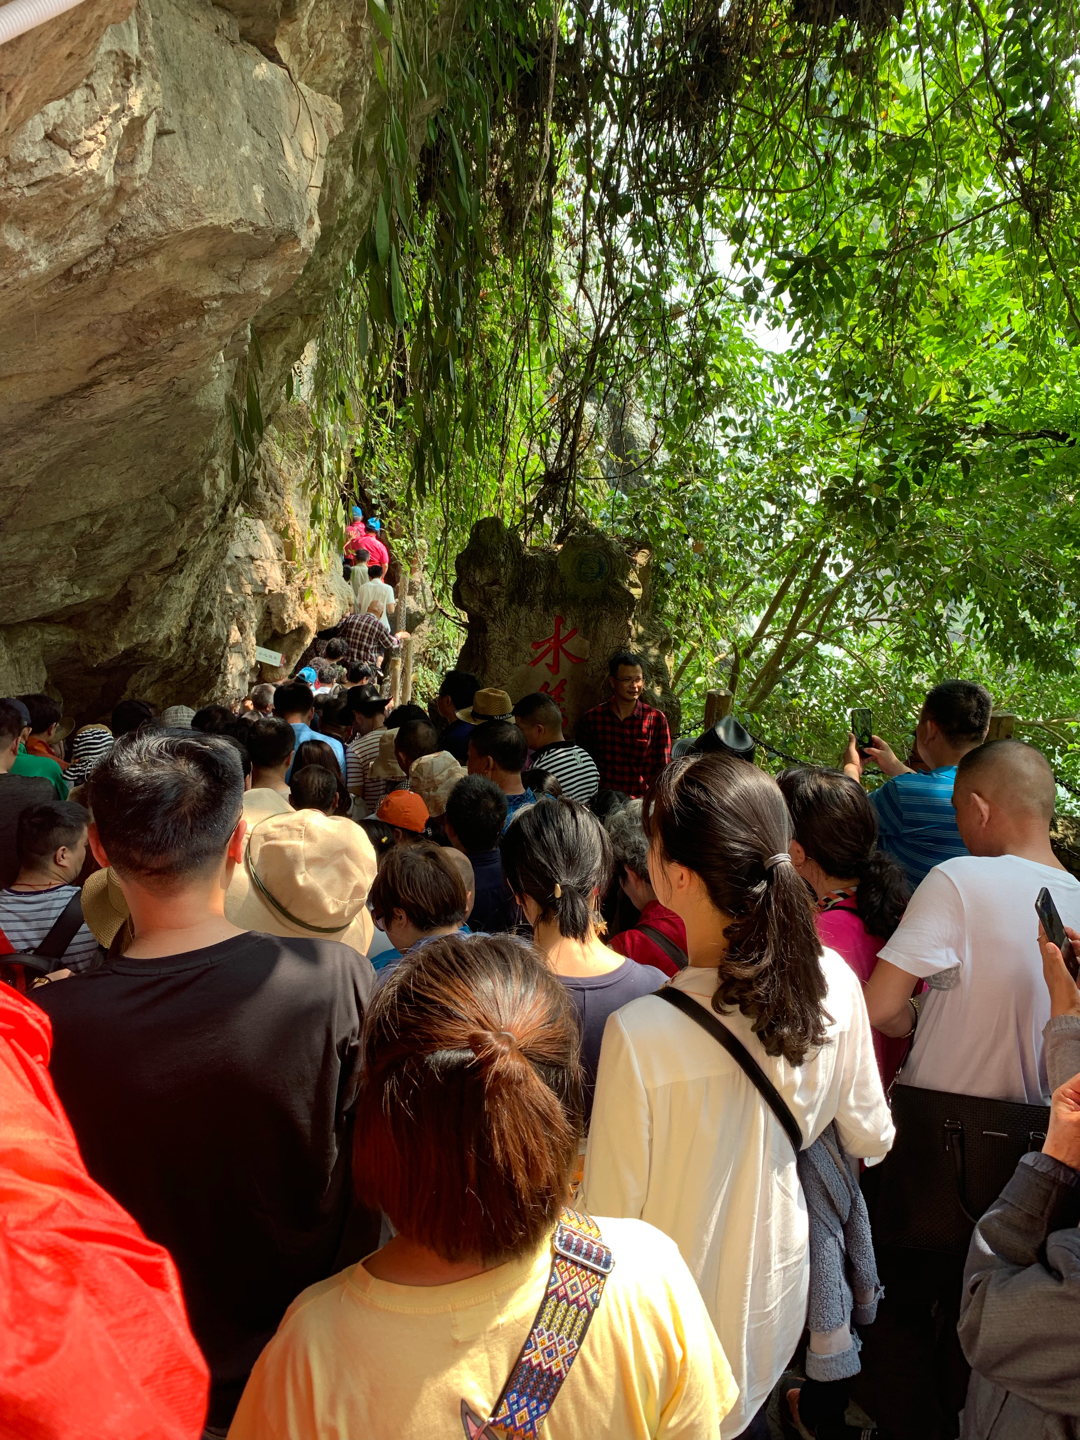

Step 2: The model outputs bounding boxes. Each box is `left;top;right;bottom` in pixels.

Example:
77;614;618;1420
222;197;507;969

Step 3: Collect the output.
290;765;338;814
445;775;508;853
512;692;562;728
217;731;251;779
922;680;993;746
245;716;295;769
469;719;527;774
367;564;385;579
389;704;429;729
608;650;644;677
16;801;90;869
274;682;315;719
110;699;156;737
191;705;235;735
86;731;244;888
395;719;439;767
439;670;481;710
324;638;348;661
347;661;376;684
0;700;24;746
20;693;62;734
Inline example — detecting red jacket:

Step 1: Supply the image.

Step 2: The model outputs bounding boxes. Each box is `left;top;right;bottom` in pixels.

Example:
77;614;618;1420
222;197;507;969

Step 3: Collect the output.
0;984;208;1439
610;900;687;979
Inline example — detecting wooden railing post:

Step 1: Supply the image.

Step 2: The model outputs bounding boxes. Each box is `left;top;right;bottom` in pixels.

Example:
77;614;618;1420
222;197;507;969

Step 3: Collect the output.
703;690;733;729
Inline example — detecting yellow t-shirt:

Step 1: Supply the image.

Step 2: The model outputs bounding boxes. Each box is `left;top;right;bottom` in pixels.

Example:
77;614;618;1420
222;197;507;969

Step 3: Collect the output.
228;1216;737;1440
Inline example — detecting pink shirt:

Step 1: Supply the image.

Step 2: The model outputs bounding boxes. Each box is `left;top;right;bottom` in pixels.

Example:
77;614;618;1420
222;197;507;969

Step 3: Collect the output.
817;899;910;1090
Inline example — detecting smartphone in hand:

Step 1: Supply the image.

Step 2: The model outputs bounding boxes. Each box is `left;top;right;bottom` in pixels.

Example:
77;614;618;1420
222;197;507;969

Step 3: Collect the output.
1036;886;1079;980
851;708;873;758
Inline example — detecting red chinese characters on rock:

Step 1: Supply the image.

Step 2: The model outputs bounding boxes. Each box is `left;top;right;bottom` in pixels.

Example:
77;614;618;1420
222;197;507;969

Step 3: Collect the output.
529;616;587;676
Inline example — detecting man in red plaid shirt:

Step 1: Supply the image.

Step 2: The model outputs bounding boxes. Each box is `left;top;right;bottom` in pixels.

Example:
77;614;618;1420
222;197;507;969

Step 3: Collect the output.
574;650;671;797
336;611;407;674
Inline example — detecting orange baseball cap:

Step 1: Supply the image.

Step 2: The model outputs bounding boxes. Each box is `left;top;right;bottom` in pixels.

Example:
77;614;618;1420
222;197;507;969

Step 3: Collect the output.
376;789;430;833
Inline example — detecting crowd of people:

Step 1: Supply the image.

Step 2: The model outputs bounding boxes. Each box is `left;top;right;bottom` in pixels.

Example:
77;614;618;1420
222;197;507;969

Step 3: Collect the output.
1;650;1079;1440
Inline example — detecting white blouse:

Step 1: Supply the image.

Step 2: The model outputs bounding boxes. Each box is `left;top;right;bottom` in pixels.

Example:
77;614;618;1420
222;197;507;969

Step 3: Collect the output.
581;949;894;1437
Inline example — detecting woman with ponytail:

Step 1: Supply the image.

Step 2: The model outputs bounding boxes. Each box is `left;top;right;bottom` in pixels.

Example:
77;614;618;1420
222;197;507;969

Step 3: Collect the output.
778;765;913;1087
500;797;665;1123
230;933;737;1438
581;753;893;1440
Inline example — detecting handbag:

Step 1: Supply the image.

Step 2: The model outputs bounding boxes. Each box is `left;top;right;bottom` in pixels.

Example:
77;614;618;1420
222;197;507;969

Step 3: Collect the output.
658;988;803;1151
0;892;88;992
460;1207;614;1439
869;1082;1050;1257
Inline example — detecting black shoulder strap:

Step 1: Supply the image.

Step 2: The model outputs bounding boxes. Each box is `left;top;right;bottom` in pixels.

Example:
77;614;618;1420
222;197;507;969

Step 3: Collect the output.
636;923;689;971
658;987;803;1152
33;891;88;961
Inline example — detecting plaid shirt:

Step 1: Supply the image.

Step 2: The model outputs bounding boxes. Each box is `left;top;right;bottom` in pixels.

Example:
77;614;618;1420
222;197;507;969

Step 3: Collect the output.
574;698;671;797
337;612;399;669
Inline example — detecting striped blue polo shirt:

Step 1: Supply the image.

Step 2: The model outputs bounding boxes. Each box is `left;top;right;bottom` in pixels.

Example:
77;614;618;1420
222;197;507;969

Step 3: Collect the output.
870;765;969;889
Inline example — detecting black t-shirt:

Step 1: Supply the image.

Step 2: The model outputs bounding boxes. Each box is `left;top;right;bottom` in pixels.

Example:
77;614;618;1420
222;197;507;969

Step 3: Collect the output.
468;847;521;934
35;930;376;1428
0;772;54;889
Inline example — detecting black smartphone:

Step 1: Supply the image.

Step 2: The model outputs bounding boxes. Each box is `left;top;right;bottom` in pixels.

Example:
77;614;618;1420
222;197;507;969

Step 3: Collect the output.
1036;886;1079;980
851;708;873;756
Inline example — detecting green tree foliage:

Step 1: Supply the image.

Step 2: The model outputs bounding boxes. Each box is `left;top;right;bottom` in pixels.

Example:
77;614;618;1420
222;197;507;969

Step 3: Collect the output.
304;0;1080;795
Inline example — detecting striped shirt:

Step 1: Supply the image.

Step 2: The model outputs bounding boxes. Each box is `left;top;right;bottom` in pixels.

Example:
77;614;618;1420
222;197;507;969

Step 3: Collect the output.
529;742;600;803
346;728;400;814
870;765;968;889
0;885;101;973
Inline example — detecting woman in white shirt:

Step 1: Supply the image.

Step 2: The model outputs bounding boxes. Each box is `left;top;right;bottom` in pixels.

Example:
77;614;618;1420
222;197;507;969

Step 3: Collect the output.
581;752;894;1439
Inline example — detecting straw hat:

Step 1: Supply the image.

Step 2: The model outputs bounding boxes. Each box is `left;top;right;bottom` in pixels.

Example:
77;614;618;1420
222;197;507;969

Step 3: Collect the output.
52;717;76;744
369;727;407;780
81;867;132;950
456;688;514;724
410;751;466;817
225;810;376;954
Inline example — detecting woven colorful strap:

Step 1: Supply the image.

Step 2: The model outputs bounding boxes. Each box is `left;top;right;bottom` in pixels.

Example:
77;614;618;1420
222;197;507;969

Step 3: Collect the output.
462;1207;614;1440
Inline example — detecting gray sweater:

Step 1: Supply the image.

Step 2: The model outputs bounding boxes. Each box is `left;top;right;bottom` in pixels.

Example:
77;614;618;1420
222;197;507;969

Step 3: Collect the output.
959;1014;1080;1439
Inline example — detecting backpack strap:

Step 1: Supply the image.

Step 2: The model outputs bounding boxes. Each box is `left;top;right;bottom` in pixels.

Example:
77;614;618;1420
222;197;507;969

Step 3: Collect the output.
461;1207;614;1439
659;988;803;1153
635;922;689;971
33;891;88;964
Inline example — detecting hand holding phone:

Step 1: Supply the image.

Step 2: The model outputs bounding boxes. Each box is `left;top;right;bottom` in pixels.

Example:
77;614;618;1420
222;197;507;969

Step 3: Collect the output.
1036;886;1079;981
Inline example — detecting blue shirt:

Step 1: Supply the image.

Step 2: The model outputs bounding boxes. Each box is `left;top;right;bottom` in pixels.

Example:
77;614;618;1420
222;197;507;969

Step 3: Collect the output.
870;765;968;889
373;925;471;980
503;788;536;832
285;723;346;783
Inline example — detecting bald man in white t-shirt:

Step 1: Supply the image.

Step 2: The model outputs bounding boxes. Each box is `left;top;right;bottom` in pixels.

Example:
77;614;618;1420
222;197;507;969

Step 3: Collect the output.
865;738;1080;1106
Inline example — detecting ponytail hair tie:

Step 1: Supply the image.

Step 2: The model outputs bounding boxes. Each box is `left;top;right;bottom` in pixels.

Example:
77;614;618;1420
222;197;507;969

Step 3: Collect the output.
764;852;792;870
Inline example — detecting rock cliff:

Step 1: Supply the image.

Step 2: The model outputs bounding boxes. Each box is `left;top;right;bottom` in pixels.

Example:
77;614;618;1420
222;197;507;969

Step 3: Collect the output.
0;0;441;715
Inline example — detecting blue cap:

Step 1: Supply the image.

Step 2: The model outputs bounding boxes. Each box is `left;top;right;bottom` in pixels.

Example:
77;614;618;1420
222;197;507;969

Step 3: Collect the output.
351;506;363;519
297;667;318;685
368;517;381;530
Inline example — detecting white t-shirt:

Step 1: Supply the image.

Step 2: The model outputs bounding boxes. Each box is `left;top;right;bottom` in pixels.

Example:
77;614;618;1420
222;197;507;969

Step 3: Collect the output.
879;854;1080;1104
352;576;396;621
581;951;893;1437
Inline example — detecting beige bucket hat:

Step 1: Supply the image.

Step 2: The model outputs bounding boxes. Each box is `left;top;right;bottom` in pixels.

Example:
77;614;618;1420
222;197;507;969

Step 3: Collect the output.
456;688;514;725
369;727;407;781
226;810;376;954
409;750;466;817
